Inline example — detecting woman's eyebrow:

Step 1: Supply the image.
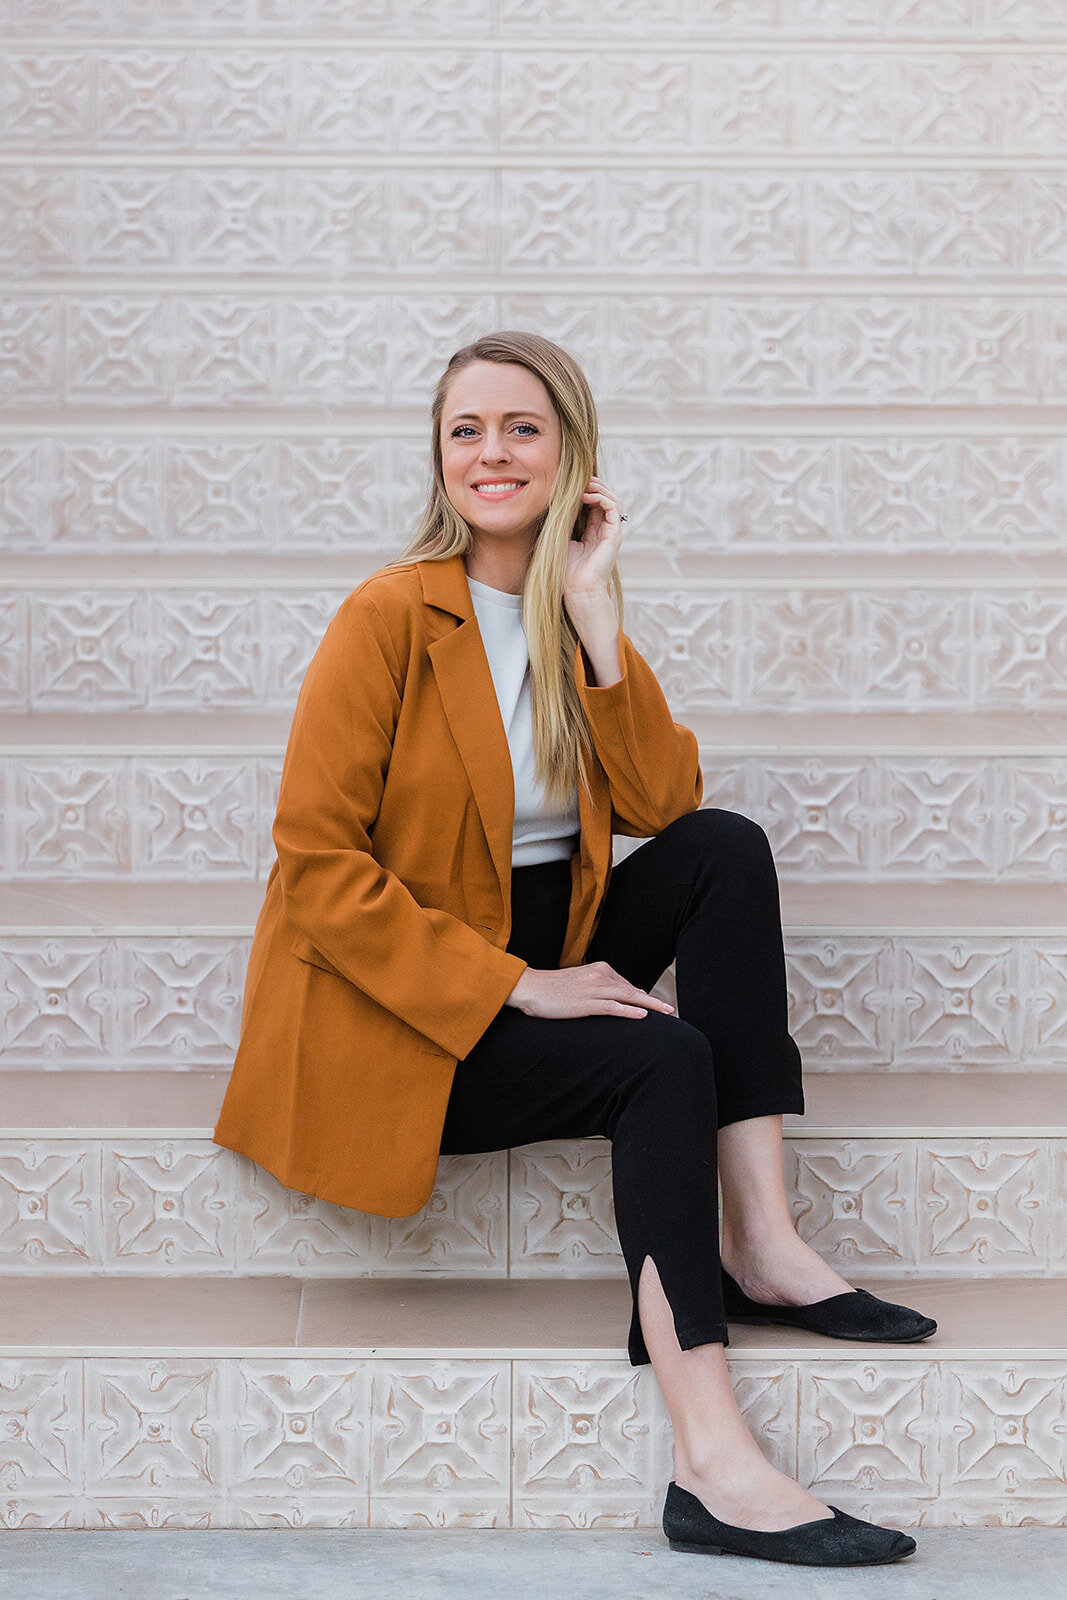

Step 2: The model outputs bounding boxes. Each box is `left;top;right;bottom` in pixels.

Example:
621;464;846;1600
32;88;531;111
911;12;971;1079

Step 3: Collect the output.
446;410;547;423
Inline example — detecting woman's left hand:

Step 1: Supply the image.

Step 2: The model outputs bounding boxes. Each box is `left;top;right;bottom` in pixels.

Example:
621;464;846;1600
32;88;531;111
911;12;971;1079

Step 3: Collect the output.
564;476;625;604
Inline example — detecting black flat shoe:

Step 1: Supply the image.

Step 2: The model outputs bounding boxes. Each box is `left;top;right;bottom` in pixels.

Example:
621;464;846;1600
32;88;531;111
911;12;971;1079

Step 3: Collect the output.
663;1482;916;1567
721;1268;937;1343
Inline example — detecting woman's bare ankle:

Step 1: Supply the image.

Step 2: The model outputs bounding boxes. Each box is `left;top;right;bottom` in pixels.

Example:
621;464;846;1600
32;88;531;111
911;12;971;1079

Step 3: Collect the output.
673;1449;833;1533
721;1226;852;1306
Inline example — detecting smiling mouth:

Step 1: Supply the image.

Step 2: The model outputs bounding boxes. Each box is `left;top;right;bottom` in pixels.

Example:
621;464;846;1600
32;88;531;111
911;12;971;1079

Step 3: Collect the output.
472;481;528;497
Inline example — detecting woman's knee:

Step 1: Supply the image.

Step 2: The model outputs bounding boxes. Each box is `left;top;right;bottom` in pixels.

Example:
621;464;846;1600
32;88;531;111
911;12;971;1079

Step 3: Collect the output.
627;1015;716;1100
661;806;774;873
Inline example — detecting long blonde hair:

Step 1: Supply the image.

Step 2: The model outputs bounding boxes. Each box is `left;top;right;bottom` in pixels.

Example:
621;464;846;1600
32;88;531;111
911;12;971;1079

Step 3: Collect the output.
381;330;624;808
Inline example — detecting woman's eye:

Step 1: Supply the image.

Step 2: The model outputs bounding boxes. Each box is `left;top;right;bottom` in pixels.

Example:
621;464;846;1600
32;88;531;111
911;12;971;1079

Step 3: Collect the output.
449;423;538;438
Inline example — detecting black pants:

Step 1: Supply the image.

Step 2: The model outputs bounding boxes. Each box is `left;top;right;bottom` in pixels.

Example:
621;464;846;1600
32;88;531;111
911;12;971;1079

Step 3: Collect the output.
438;808;805;1366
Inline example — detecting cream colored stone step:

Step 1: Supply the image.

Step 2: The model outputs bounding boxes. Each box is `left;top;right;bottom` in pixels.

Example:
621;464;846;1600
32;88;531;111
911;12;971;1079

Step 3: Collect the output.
7;550;1067;586
4;875;1064;930
5;708;1067;750
0;1072;1062;1280
0;1274;1063;1528
2;1069;1063;1139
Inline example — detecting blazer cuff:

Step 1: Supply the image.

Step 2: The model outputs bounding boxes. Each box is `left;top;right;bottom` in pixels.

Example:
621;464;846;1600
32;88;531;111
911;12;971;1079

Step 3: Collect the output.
440;946;530;1061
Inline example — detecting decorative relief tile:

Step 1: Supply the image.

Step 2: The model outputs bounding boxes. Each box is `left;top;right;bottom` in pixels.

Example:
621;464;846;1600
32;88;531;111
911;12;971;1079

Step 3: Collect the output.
102;1141;238;1270
786;936;892;1067
894;938;1019;1067
10;751;1067;882
11;585;1067;714
511;1360;672;1527
942;1361;1067;1507
729;1361;800;1479
0;1141;97;1268
0;1359;82;1504
0;1134;1060;1277
5;434;1064;555
2;935;1064;1075
919;1142;1050;1269
788;1141;918;1270
798;1360;942;1506
510;1142;619;1275
83;1359;225;1502
369;1361;510;1526
232;1151;507;1275
224;1359;371;1516
3;294;1067;409
0;1353;1064;1527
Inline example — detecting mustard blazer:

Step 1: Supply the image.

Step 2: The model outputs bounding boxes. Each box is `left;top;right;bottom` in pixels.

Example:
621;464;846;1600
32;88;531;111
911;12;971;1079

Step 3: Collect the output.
212;553;704;1216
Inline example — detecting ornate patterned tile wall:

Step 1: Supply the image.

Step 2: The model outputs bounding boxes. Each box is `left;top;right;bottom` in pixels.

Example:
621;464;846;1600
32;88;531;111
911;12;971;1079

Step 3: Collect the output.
5;580;1067;712
0;1351;1062;1529
3;434;1067;554
3;932;1063;1072
4;749;1066;880
0;1134;1062;1277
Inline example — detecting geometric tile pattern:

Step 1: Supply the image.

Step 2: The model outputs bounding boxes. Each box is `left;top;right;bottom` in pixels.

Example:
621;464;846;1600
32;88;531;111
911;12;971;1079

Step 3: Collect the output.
2;934;1065;1071
0;1135;1061;1278
6;169;1067;283
5;752;1067;882
4;435;1067;557
0;1353;1063;1529
5;45;1067;159
5;293;1067;410
6;583;1067;714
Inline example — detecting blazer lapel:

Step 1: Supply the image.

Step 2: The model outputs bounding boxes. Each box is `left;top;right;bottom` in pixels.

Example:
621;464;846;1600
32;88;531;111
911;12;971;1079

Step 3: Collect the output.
421;555;516;911
419;553;613;942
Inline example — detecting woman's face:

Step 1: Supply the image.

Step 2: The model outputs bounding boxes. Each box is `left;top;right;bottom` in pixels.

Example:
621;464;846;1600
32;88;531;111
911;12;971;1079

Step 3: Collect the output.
440;360;562;546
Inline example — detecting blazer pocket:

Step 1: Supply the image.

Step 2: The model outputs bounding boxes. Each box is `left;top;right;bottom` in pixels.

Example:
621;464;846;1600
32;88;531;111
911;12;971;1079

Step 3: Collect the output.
289;929;347;978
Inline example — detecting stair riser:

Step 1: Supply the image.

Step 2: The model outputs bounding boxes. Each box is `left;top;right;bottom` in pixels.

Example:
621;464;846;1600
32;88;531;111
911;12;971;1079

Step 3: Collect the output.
5;433;1066;558
5;583;1067;714
0;1352;1060;1530
1;1137;1062;1278
3;932;1063;1074
3;752;1067;881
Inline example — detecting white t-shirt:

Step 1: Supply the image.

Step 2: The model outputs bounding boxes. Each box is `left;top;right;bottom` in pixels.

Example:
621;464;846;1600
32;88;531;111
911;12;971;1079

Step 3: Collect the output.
467;575;581;867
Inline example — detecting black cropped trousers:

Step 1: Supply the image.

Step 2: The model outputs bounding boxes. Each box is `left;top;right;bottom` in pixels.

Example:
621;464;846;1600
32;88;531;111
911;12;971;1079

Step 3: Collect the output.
438;807;805;1366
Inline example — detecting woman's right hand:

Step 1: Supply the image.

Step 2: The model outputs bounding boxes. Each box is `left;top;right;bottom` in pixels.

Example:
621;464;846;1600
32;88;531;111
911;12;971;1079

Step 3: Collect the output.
505;961;676;1020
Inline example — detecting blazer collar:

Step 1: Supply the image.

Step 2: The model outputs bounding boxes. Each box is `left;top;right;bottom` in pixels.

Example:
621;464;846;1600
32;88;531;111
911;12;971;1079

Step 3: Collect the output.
416;552;586;680
417;551;477;621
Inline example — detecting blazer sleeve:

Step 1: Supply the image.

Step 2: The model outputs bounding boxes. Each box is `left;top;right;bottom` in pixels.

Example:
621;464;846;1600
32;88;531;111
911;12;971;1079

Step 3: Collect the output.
574;624;703;837
273;589;528;1061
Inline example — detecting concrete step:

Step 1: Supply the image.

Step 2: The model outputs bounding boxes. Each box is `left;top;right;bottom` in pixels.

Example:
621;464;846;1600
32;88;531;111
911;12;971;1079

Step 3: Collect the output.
3;879;1065;1075
0;1071;1062;1279
3;737;1067;883
1;1273;1063;1528
4;563;1067;715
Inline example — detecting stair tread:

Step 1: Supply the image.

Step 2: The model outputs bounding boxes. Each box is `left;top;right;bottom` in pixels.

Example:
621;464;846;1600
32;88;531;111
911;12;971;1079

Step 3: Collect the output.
4;708;1067;751
3;1274;1064;1357
3;1069;1064;1135
4;877;1066;931
7;549;1067;586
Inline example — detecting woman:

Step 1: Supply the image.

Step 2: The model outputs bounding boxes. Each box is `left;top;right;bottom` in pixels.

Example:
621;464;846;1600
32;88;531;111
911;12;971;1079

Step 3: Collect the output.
214;330;935;1566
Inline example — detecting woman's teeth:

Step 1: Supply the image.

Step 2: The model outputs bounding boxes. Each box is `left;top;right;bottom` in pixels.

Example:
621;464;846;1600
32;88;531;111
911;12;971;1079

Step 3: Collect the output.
474;482;525;495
